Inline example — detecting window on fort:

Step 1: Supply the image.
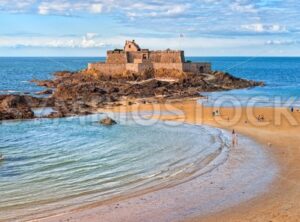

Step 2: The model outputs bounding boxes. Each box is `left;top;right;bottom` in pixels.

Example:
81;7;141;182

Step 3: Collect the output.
143;54;147;59
129;45;131;48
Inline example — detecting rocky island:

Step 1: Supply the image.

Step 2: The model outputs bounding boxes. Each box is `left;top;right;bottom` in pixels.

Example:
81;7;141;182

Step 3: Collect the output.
0;41;263;120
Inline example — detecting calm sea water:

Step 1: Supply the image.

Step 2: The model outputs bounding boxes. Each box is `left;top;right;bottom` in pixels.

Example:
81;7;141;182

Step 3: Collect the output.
190;57;300;106
0;114;228;221
0;57;299;220
0;57;102;94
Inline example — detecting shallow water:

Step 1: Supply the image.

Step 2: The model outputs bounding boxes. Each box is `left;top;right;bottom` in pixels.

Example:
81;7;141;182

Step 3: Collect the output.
0;113;229;221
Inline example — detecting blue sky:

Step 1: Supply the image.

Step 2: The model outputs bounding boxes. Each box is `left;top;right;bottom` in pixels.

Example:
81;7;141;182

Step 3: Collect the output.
0;0;299;56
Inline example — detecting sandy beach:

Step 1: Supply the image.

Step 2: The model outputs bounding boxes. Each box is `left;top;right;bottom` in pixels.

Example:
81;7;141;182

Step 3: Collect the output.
105;99;300;222
31;98;300;222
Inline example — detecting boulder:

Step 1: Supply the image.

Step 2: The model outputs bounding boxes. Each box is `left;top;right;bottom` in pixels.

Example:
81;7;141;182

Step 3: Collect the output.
0;95;34;120
31;79;55;88
100;117;117;126
47;111;65;118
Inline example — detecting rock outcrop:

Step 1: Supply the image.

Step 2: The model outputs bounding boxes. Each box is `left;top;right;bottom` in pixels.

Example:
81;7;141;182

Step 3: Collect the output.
0;95;55;120
0;95;34;120
35;89;53;95
100;117;117;126
0;69;264;120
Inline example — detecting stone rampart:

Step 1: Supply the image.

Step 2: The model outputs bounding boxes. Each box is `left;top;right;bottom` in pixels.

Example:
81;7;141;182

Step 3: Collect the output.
106;51;127;64
149;51;184;63
88;62;126;75
183;63;211;73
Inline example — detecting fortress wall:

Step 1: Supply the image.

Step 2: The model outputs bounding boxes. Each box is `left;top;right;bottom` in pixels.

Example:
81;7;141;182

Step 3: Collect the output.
152;63;184;71
137;63;153;72
127;52;143;63
88;62;211;75
126;63;184;73
106;51;127;64
183;63;211;73
148;52;161;63
125;63;153;73
126;63;140;73
88;62;126;75
126;51;185;64
149;51;184;63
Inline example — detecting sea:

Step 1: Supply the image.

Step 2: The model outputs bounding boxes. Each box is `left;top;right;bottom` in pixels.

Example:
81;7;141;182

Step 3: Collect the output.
0;57;299;221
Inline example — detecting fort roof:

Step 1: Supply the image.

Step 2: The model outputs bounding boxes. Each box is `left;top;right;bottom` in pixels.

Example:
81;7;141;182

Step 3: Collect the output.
125;40;141;52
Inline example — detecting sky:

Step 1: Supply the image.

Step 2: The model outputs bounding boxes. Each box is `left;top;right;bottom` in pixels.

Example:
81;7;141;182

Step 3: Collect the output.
0;0;299;56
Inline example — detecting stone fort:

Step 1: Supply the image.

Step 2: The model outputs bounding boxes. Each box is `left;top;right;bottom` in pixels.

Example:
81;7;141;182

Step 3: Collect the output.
88;40;211;75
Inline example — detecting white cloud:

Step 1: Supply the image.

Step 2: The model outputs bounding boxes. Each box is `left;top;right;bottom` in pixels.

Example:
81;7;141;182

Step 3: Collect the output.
126;4;190;18
15;1;190;18
85;33;98;39
230;2;257;13
241;23;287;33
38;1;104;15
38;2;71;15
89;3;103;13
165;5;187;16
0;33;106;48
265;40;300;45
0;0;35;12
0;33;266;50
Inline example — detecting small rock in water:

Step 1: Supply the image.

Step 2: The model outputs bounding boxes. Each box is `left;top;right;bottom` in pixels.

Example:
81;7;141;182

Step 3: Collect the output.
100;117;117;126
35;89;53;95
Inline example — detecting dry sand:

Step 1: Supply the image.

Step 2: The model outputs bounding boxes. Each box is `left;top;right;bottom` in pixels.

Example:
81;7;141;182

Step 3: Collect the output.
35;99;300;222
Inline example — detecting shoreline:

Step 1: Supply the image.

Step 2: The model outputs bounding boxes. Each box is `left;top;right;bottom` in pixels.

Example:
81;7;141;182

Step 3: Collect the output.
24;99;299;222
33;122;276;222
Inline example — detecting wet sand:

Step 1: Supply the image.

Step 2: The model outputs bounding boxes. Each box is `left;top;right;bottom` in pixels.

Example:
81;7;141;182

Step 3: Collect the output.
30;98;300;222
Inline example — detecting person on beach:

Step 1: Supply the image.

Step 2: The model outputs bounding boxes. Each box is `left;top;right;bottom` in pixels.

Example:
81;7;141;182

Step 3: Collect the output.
232;129;238;147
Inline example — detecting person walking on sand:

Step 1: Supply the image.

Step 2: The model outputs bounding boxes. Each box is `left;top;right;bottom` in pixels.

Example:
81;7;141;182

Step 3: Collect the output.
232;129;238;147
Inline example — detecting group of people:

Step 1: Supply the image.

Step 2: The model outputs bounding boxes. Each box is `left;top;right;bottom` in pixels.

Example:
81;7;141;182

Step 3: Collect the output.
212;110;220;117
289;106;300;112
256;115;265;122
